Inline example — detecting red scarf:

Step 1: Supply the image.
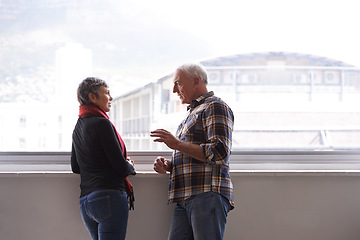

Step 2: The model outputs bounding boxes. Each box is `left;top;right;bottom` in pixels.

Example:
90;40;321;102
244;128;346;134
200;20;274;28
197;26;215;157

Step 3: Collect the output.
79;104;134;210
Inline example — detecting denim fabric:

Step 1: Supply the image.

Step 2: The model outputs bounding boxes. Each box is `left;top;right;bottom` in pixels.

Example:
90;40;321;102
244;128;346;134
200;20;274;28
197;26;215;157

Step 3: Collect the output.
168;191;231;240
79;189;129;240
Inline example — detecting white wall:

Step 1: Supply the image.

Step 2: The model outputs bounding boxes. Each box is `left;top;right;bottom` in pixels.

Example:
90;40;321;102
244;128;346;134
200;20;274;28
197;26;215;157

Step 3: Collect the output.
0;172;360;240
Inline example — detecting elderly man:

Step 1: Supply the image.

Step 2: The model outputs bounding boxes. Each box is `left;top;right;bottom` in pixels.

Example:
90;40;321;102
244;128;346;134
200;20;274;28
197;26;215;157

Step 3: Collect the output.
151;63;234;240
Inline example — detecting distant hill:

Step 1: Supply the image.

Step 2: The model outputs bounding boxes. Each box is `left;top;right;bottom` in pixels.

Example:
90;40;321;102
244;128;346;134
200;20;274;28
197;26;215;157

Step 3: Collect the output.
0;0;212;102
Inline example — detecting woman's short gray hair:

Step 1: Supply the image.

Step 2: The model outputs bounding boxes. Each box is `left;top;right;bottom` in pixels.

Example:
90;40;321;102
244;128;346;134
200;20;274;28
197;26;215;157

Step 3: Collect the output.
177;63;208;84
77;77;108;106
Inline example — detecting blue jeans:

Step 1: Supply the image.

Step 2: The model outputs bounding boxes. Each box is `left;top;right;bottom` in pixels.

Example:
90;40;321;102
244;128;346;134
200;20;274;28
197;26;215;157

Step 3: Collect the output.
168;192;232;240
79;189;129;240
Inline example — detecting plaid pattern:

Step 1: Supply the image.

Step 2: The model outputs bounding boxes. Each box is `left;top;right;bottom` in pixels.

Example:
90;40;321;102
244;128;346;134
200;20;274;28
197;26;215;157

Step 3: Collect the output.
168;91;234;207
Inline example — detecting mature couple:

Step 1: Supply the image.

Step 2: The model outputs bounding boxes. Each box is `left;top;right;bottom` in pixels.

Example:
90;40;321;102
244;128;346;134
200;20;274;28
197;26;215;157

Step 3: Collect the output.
71;63;234;240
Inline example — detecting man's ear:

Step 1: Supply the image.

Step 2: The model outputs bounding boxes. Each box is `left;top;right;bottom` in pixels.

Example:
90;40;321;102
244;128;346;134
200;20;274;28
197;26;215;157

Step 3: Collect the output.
88;92;97;103
193;77;200;86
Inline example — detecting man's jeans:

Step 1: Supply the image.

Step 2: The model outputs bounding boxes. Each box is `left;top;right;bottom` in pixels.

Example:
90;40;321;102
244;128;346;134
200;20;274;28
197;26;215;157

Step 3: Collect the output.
168;191;232;240
79;189;129;240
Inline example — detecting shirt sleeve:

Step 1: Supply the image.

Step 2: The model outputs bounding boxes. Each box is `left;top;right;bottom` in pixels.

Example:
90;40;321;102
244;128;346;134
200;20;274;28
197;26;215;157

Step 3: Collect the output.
200;101;234;165
97;118;135;177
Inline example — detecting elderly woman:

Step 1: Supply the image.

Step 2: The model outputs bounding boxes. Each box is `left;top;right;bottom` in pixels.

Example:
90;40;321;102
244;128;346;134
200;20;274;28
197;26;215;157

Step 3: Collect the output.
71;77;135;240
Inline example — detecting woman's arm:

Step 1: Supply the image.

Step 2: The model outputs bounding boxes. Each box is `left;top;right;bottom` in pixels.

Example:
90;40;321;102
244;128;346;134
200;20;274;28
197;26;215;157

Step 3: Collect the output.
98;119;135;177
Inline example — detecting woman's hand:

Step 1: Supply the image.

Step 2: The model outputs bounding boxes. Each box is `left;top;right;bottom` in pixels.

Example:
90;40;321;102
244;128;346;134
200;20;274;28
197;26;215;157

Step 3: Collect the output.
127;157;134;166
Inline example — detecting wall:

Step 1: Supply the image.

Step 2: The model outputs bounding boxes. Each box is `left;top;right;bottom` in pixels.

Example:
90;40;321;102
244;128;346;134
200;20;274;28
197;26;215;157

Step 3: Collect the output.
0;172;360;240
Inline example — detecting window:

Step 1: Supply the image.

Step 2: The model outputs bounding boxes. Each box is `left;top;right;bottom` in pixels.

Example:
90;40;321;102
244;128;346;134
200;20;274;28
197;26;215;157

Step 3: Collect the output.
114;60;360;150
0;0;359;152
19;116;26;128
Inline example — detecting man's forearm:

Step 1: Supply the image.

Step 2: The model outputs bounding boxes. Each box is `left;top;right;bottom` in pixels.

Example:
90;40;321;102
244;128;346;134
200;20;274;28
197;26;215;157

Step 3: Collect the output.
176;141;207;162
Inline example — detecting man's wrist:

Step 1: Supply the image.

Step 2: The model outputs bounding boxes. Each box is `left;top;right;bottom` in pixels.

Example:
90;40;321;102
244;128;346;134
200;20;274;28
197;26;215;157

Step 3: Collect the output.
176;141;184;152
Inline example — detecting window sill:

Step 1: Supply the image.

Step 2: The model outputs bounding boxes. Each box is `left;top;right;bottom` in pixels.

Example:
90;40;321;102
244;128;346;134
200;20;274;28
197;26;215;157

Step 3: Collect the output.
0;150;359;175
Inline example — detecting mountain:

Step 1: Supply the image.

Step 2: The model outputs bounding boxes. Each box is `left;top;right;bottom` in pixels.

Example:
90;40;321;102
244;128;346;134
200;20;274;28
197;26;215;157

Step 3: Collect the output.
0;0;213;102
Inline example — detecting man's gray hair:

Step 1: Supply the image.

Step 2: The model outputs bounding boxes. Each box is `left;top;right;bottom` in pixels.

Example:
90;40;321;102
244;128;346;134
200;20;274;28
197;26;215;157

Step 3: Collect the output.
177;63;208;84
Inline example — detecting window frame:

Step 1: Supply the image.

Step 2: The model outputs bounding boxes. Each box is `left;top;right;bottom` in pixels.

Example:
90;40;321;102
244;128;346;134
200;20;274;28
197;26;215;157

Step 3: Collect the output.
1;150;360;174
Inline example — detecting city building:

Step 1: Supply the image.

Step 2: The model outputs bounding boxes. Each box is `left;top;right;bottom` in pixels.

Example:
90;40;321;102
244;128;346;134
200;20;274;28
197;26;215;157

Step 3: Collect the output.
111;52;360;150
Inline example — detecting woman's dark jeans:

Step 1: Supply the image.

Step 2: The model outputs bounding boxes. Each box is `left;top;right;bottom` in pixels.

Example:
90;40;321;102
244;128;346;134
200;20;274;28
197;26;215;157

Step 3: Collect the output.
79;189;129;240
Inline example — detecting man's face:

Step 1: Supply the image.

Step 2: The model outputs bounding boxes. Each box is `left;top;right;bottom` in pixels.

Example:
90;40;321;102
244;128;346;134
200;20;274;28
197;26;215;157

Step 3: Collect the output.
172;69;196;104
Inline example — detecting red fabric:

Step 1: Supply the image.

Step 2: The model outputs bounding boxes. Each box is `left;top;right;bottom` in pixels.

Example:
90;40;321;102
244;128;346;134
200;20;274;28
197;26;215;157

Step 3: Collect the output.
78;104;133;194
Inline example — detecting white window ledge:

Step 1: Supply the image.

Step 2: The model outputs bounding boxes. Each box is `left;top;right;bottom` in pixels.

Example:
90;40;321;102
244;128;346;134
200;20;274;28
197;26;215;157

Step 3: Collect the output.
0;150;360;175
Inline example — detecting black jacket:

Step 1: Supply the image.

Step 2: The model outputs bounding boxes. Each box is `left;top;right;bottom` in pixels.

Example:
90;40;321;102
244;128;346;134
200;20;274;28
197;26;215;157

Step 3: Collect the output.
71;116;135;197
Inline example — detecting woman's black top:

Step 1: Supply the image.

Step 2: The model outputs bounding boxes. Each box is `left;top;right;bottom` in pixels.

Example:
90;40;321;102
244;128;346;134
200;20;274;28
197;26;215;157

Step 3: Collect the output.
71;116;135;197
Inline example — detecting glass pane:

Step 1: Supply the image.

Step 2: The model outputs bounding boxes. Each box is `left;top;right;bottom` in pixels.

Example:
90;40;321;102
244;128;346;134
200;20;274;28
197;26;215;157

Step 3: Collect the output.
115;60;360;150
0;0;359;151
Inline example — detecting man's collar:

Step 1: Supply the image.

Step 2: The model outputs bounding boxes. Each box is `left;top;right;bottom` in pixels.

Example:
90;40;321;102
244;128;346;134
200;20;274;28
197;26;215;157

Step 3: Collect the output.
187;91;214;111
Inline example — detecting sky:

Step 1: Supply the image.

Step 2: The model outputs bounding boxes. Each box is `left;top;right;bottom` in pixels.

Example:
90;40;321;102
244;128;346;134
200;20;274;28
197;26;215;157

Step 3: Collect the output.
2;0;359;98
130;0;360;68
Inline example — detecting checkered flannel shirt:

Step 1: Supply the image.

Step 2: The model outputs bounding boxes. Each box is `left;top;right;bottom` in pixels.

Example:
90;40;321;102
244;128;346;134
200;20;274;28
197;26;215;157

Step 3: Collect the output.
168;91;234;207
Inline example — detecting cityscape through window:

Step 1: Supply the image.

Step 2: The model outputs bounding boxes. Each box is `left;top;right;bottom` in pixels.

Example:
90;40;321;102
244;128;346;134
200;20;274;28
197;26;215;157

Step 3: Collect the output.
0;0;359;151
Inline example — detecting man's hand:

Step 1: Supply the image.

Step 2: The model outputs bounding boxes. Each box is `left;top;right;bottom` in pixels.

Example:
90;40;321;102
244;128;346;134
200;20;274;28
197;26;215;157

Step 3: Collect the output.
150;129;180;150
150;129;207;163
153;156;171;174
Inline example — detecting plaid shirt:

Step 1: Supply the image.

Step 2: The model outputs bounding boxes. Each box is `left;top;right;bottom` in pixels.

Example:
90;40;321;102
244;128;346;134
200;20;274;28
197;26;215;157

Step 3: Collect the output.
168;91;234;207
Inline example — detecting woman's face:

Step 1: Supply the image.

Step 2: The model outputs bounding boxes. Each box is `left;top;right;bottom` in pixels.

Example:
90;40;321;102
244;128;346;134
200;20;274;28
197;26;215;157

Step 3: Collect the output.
92;86;113;112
